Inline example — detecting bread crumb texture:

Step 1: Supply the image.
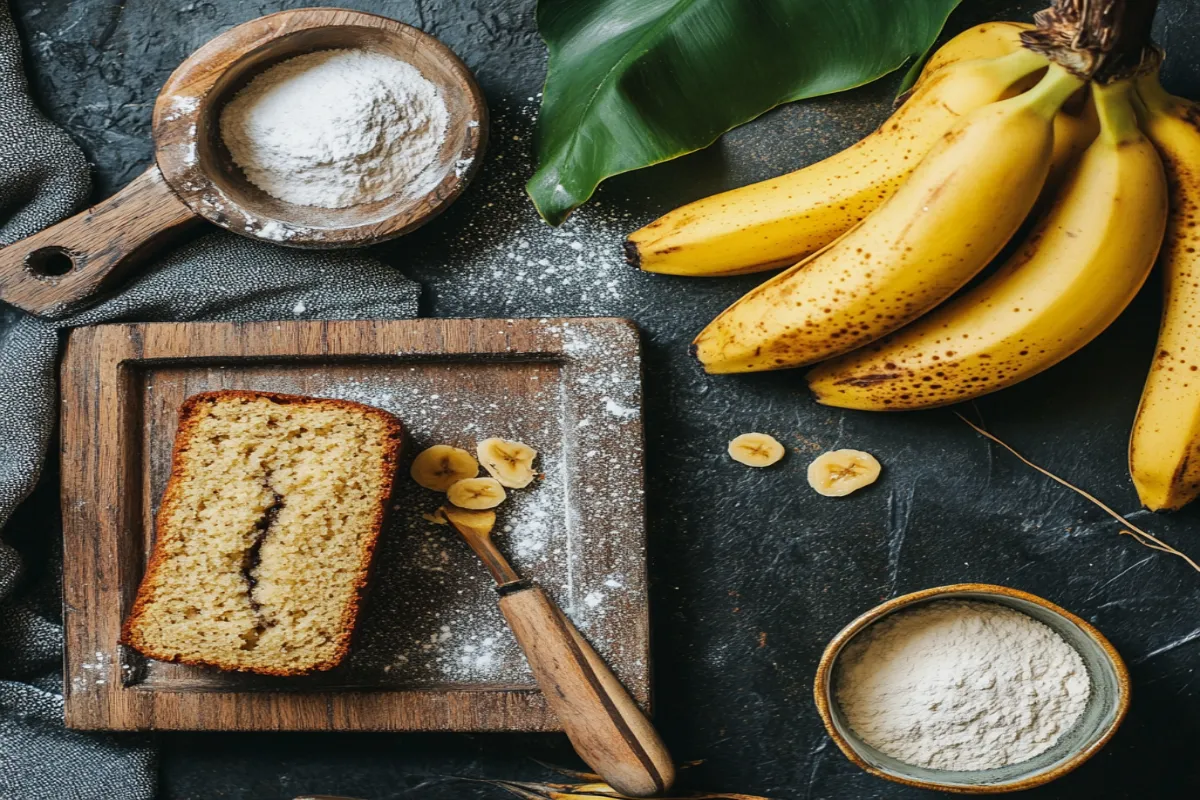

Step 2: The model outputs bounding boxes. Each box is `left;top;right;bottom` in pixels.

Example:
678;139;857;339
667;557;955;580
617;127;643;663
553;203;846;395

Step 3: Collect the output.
122;391;403;675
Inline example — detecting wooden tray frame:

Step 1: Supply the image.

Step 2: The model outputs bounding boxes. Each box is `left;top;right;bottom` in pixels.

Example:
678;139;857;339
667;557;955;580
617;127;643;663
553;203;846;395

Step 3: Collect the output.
60;318;648;731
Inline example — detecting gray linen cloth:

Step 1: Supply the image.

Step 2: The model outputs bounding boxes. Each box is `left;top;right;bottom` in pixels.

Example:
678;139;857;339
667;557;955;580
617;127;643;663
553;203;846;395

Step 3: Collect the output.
0;3;420;797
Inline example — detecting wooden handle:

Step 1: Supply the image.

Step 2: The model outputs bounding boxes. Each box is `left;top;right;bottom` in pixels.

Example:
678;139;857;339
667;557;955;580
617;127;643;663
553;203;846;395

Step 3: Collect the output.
500;586;675;797
0;164;199;316
441;506;520;585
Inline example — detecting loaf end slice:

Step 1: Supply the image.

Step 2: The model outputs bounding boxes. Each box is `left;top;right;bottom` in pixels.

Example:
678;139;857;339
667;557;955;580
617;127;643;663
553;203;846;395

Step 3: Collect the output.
121;390;404;676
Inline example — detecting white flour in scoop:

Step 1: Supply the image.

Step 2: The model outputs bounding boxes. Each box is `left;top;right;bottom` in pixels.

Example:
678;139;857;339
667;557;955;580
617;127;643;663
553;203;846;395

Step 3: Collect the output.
220;49;449;208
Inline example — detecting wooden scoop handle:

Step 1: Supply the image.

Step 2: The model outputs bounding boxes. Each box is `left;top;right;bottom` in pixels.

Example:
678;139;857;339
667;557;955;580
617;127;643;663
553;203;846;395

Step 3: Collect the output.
0;164;199;316
500;585;676;797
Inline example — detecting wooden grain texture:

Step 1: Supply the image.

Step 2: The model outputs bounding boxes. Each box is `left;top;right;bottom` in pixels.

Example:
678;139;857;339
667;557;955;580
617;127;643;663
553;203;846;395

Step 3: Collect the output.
499;586;675;797
60;318;647;732
0;167;198;316
0;8;486;318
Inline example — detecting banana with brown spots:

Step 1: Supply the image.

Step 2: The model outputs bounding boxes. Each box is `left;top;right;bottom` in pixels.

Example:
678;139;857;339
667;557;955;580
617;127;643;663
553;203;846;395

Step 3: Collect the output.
1129;73;1200;511
693;65;1085;374
807;80;1166;412
625;38;1047;277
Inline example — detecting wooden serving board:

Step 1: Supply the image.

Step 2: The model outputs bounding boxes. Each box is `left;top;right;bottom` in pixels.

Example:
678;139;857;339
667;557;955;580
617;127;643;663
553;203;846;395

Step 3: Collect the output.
60;318;649;732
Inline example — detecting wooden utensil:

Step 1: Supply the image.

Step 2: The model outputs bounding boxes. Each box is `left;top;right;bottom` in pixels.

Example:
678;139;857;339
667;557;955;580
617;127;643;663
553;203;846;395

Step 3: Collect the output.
0;7;486;317
441;506;676;798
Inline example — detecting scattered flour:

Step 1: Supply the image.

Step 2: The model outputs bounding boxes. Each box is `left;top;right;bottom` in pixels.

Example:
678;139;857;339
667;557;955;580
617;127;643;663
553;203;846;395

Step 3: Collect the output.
221;49;449;208
409;97;645;318
604;398;639;420
267;336;645;684
136;95;654;691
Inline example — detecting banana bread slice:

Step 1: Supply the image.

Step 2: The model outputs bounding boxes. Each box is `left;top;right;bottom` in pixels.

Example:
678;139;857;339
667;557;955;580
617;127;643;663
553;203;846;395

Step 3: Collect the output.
122;390;404;675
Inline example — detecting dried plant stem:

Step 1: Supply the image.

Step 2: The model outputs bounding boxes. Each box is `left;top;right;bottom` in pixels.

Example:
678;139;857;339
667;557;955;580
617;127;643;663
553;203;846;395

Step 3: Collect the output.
955;412;1200;574
461;763;770;800
1023;0;1161;82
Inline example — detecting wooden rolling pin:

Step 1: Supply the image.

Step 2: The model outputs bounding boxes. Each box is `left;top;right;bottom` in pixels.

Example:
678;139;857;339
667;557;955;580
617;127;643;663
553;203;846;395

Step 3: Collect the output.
442;506;676;797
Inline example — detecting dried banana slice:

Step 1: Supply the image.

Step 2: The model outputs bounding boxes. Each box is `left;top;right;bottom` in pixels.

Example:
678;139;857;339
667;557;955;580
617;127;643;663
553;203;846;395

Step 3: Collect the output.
807;449;882;497
477;437;538;488
447;477;508;509
421;509;449;526
728;433;785;467
411;445;479;491
440;505;496;537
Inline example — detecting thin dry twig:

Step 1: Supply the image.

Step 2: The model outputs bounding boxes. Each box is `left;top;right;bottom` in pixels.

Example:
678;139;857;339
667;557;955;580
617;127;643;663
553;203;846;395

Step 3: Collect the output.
955;412;1200;574
470;762;755;800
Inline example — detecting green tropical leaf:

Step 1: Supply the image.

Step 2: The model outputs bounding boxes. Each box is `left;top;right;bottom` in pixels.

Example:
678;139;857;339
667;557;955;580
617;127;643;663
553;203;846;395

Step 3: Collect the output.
528;0;964;224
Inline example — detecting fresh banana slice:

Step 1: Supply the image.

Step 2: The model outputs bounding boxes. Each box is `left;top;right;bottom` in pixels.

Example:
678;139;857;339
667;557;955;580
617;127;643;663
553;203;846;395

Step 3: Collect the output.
477;437;538;488
728;433;786;467
440;505;496;537
807;450;882;497
410;445;479;491
447;477;508;509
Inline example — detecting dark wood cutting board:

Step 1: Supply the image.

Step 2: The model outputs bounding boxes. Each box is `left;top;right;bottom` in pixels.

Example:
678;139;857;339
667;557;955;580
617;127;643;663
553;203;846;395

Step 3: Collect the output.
59;318;649;732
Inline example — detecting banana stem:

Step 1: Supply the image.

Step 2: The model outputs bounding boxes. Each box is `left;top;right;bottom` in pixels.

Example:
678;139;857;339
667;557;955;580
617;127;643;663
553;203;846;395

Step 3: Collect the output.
1024;0;1160;82
988;46;1054;76
1133;70;1175;115
1019;63;1087;117
1093;80;1141;144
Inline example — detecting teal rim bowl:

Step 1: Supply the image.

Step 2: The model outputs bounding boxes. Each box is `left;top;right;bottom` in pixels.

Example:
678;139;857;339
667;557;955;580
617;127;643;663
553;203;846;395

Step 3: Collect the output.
813;583;1131;794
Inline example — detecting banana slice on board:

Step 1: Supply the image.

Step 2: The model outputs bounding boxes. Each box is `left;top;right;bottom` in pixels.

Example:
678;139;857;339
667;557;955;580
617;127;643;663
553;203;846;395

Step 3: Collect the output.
448;477;508;509
807;450;882;496
440;505;497;536
477;437;538;488
728;433;785;467
411;445;479;491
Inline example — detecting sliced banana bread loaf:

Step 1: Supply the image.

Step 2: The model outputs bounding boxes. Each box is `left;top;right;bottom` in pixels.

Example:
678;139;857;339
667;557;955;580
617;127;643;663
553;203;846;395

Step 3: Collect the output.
122;390;404;675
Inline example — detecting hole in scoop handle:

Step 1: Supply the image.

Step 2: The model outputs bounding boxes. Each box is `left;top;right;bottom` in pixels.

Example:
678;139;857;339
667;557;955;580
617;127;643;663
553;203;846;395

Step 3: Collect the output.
0;164;199;317
499;586;676;797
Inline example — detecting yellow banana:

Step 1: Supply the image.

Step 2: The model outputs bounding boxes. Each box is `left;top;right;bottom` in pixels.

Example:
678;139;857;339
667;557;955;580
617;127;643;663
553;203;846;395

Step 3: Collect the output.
692;65;1085;374
1129;74;1200;511
807;80;1167;411
911;21;1032;87
626;48;1048;277
1045;87;1100;190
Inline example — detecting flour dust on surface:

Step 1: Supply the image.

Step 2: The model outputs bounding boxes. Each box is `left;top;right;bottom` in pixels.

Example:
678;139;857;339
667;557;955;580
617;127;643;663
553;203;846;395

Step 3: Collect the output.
314;342;643;686
405;98;647;320
135;320;645;690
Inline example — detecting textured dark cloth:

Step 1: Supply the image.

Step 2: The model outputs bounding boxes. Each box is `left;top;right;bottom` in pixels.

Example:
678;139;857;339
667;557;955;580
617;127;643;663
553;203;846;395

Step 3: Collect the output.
0;3;420;798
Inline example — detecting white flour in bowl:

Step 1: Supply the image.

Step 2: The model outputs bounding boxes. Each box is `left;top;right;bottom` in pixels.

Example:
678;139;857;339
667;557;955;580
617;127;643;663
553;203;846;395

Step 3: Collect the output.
220;49;449;208
835;599;1091;771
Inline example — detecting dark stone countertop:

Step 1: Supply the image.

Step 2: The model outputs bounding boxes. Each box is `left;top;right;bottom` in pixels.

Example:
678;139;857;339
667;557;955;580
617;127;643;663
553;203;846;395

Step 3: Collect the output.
6;0;1200;797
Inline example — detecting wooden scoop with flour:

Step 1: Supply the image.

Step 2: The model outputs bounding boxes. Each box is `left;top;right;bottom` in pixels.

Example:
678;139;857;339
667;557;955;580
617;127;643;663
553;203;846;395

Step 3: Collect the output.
441;506;676;798
0;8;485;317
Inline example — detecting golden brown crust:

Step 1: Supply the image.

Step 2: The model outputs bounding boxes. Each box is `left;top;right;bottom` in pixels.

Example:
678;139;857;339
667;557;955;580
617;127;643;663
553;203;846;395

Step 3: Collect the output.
120;389;405;676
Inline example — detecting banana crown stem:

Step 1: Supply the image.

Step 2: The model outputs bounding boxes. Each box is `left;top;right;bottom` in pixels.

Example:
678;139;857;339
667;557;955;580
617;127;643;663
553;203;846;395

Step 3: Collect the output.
1017;63;1087;117
1093;80;1142;143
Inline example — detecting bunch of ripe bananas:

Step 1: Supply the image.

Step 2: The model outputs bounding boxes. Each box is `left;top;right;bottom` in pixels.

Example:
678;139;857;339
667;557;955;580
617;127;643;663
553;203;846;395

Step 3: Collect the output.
625;22;1200;512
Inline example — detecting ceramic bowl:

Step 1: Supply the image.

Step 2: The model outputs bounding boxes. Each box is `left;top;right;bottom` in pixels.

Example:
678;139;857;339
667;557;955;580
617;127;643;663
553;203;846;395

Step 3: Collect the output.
813;583;1130;794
